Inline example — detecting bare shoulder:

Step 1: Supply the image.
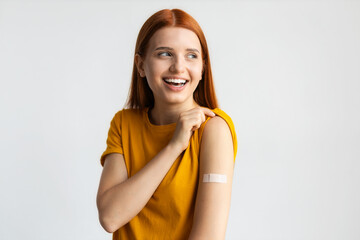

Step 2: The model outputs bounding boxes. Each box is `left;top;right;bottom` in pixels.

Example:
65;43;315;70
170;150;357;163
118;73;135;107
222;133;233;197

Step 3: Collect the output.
201;116;234;166
202;116;232;139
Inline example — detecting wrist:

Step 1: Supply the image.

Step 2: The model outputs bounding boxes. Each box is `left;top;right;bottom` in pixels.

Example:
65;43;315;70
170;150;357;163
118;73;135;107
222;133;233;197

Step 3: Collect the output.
166;141;184;156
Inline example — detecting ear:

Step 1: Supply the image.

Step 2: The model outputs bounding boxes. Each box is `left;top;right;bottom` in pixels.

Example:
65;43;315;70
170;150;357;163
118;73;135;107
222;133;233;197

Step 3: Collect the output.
135;53;146;77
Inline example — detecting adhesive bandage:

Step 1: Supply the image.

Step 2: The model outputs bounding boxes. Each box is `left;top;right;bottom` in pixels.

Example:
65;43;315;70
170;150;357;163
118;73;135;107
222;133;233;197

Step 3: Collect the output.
202;173;227;183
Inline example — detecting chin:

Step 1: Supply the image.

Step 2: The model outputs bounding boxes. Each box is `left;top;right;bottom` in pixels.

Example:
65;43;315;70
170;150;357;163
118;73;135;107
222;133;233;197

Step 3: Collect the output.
162;95;191;105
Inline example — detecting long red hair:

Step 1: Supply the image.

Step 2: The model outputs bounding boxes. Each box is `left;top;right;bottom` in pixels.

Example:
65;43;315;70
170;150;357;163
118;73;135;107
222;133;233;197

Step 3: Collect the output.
125;9;218;109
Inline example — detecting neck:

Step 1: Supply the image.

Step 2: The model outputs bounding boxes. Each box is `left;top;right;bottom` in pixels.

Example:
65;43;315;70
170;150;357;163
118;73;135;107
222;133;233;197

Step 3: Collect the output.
149;100;199;125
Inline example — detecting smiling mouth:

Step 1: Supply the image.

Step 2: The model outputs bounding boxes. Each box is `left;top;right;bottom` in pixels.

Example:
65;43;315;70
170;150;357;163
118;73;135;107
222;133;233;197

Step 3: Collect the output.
163;78;188;87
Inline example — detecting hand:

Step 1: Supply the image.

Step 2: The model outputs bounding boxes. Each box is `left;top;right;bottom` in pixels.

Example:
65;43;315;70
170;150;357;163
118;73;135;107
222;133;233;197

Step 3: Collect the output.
169;107;216;152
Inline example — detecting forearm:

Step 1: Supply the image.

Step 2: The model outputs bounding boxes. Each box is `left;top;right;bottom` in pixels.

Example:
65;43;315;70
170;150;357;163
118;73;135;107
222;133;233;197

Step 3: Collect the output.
98;143;182;232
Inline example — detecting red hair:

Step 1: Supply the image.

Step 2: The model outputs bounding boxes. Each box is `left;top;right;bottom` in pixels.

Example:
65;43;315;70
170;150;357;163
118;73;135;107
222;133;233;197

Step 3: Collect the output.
125;9;218;109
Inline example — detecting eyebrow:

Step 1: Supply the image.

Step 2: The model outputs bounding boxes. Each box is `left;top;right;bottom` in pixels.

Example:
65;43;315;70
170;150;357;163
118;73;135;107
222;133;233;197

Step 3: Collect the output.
154;46;200;53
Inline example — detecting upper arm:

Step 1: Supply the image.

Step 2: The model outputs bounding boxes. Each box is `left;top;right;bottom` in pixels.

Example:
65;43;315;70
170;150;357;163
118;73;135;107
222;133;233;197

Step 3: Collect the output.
189;116;234;240
100;111;124;166
97;153;128;209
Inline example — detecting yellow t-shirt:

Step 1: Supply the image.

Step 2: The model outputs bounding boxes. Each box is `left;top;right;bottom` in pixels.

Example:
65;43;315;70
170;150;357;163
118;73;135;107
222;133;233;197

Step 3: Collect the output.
100;108;237;240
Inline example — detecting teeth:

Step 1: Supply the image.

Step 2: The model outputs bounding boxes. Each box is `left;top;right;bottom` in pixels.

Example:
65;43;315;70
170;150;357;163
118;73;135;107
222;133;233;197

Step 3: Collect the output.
164;78;187;84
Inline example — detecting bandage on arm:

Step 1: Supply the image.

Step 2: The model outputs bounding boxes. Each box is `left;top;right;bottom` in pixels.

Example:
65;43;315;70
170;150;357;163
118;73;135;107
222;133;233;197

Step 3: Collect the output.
202;173;227;183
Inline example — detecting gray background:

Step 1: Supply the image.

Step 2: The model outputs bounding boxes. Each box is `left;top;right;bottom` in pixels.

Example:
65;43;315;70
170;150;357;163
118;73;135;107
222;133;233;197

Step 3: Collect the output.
1;0;359;239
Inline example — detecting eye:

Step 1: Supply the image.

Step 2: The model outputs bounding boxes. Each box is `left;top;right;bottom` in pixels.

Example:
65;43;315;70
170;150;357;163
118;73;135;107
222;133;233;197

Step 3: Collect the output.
158;52;172;57
187;53;198;59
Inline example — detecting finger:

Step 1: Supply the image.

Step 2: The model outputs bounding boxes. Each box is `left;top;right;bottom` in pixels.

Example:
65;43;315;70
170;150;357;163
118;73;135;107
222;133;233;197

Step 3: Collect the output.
191;121;202;131
186;116;201;130
201;111;205;123
194;110;205;124
200;107;216;117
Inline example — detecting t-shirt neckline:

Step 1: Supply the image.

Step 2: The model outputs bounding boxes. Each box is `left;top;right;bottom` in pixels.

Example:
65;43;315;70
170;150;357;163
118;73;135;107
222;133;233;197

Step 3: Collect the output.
143;108;177;131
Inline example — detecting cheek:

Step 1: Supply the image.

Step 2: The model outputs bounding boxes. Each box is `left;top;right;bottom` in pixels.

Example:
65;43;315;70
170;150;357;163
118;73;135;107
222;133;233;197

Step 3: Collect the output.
189;63;203;79
144;61;165;91
145;60;168;77
144;61;155;76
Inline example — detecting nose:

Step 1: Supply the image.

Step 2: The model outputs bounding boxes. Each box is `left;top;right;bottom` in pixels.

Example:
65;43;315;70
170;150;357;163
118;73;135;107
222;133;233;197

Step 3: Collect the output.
169;56;185;73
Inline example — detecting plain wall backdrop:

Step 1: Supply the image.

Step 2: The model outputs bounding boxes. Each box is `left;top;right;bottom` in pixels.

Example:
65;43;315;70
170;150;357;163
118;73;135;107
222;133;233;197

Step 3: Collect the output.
0;0;359;239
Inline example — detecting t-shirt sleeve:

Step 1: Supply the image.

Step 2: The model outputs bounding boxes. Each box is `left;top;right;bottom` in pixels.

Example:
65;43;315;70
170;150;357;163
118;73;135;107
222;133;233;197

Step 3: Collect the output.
100;111;123;166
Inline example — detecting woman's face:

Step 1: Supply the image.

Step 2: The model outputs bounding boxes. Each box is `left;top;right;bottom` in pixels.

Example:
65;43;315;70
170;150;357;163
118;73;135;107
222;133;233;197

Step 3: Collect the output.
136;27;203;107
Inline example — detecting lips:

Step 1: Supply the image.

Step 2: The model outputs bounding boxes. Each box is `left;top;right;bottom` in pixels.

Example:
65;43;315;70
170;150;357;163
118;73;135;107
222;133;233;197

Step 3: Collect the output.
162;77;189;92
163;78;188;87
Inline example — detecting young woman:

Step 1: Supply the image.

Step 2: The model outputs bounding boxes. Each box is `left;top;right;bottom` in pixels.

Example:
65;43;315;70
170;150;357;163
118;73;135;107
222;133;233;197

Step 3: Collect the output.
97;8;237;240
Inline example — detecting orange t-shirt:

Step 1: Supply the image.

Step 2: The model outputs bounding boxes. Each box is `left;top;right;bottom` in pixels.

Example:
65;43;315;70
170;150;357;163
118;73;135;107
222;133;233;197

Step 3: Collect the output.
100;108;237;240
